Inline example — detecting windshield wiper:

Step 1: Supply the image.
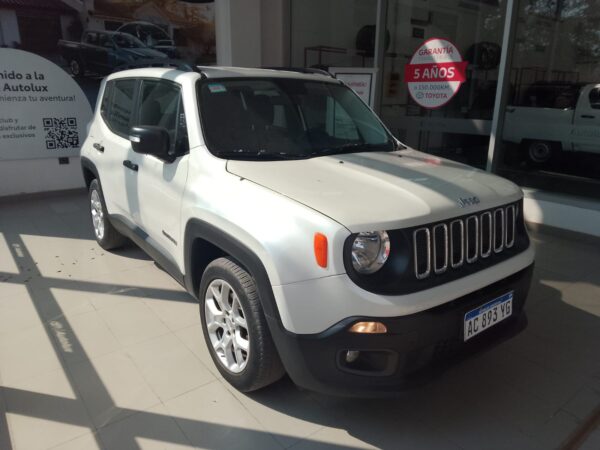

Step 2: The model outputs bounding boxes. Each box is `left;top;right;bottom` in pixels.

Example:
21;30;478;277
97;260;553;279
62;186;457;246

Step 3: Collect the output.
216;150;311;161
310;142;394;157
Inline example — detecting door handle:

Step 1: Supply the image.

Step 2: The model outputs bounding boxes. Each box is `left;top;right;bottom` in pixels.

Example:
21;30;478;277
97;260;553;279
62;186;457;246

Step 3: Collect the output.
123;160;138;172
580;114;595;119
93;143;104;152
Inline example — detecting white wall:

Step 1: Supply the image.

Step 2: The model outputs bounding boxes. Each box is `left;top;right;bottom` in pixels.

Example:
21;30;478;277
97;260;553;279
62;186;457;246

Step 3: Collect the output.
0;9;20;47
0;157;84;197
523;189;600;239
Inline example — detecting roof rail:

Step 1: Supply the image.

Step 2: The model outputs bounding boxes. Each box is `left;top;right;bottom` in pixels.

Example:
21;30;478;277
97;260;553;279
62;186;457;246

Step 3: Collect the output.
262;66;335;78
113;59;204;75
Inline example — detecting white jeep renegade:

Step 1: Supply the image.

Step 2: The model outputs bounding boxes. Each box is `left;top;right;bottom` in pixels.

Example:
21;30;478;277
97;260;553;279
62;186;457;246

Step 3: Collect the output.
81;63;535;395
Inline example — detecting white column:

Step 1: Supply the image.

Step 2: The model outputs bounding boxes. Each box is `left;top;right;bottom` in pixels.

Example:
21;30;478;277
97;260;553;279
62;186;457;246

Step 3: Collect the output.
215;0;262;67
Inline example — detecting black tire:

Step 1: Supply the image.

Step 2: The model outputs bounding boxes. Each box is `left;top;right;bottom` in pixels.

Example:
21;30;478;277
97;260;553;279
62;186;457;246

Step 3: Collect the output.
526;140;558;166
69;58;84;78
88;179;127;250
199;257;284;392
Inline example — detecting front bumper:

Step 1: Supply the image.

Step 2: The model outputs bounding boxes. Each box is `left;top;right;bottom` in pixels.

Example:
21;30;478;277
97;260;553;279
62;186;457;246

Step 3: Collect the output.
267;263;533;396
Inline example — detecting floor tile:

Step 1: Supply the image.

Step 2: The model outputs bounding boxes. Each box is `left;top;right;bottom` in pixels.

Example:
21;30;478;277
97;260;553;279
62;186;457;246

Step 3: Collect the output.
97;301;170;347
3;369;94;450
48;309;122;365
225;377;327;448
125;332;215;402
290;427;375;450
143;294;199;332
163;380;282;450
98;403;193;450
69;351;161;429
48;431;104;450
174;324;224;380
0;324;64;384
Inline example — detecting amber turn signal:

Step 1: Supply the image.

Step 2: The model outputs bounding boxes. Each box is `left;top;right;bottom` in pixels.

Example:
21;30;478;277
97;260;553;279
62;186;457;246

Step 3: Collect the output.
348;321;388;334
314;232;328;268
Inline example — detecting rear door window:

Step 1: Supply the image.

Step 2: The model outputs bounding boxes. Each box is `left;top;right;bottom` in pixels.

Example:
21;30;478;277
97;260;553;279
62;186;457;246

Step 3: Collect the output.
107;79;136;136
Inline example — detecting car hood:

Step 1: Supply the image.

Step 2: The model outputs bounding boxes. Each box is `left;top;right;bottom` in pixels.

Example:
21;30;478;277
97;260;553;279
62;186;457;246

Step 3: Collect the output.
226;149;523;232
122;48;167;58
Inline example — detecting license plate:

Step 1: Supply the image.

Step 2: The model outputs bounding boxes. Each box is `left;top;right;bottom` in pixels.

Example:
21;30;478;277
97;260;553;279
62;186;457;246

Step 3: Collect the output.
464;291;513;341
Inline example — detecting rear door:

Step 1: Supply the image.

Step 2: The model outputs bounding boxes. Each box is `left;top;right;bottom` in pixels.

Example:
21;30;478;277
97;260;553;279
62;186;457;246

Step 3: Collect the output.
97;77;140;222
127;79;189;264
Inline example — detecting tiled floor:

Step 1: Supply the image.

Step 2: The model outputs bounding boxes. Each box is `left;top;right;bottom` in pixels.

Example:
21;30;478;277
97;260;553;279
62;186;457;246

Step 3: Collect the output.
0;191;599;450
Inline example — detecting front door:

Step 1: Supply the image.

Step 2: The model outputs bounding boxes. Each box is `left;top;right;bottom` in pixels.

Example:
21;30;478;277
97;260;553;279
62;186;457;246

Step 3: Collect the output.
127;79;189;267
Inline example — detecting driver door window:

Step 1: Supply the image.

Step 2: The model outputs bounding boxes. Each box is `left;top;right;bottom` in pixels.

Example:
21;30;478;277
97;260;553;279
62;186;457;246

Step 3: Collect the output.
136;79;188;156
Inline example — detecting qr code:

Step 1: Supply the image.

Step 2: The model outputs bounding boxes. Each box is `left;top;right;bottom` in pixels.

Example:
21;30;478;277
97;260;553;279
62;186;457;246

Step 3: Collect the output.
43;117;79;150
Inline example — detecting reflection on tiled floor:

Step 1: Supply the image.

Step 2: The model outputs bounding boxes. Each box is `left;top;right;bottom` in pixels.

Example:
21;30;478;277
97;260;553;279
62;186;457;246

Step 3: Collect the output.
0;191;599;450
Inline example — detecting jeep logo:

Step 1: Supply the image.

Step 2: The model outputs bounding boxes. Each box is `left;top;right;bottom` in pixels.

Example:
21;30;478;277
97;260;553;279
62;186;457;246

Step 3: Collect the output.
458;196;480;208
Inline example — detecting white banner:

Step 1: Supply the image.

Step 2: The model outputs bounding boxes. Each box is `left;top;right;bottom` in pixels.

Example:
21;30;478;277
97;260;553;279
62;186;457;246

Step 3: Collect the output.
0;49;93;161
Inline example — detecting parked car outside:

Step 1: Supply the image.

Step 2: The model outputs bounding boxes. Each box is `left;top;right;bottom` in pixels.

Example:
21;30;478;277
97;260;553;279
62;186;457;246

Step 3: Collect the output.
58;30;167;78
116;21;179;58
504;82;600;164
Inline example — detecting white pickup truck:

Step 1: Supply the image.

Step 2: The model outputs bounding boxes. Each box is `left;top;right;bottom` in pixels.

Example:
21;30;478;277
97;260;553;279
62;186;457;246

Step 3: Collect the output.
503;83;600;164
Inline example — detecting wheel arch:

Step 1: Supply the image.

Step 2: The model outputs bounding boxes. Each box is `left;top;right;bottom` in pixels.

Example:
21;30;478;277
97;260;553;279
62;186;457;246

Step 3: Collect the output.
183;219;280;321
81;156;99;189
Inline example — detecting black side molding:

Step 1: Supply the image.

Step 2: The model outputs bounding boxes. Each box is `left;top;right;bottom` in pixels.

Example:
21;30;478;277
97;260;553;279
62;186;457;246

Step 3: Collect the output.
184;219;280;321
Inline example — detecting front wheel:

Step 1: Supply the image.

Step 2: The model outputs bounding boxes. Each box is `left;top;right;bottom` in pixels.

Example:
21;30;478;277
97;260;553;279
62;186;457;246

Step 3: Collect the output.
199;257;284;392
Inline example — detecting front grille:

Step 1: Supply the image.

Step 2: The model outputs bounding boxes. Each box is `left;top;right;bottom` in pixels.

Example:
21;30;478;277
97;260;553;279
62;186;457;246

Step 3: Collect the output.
413;203;518;280
343;199;528;295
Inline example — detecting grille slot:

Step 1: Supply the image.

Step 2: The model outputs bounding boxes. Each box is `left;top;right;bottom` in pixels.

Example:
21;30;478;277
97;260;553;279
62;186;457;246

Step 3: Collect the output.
466;215;479;264
449;219;464;268
432;224;448;274
480;211;493;258
413;202;519;280
493;208;505;253
413;227;431;279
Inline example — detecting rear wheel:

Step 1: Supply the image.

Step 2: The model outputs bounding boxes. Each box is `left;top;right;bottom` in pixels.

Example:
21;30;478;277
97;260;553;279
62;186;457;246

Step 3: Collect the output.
199;257;284;392
89;179;126;250
527;140;556;165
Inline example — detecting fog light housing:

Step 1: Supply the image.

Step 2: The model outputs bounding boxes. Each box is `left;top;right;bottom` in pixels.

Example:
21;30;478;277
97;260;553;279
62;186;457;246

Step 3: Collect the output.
348;321;387;334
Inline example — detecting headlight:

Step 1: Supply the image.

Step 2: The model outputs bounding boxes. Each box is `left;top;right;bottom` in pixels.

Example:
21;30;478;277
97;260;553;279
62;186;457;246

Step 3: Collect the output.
351;231;390;274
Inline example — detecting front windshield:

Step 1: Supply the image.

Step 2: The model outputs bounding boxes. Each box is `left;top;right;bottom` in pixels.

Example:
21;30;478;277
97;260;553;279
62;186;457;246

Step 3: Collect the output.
198;78;396;160
113;33;145;49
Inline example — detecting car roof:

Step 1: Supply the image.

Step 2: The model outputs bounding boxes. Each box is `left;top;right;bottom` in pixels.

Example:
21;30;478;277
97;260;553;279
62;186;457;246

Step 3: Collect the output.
108;66;339;83
85;29;130;37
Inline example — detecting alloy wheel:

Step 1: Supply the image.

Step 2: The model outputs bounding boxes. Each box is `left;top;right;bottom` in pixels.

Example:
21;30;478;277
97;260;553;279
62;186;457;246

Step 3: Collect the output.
90;189;105;240
204;278;250;373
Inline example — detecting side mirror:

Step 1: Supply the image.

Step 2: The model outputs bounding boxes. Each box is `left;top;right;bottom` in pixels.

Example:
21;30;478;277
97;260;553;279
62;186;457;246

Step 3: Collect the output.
129;126;171;160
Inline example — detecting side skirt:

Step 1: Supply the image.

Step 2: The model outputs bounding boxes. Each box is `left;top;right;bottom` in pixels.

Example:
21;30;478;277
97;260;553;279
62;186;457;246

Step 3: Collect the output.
109;214;188;291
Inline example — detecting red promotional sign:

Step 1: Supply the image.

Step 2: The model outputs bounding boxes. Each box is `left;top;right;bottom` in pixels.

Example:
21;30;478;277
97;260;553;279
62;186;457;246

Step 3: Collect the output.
404;38;467;109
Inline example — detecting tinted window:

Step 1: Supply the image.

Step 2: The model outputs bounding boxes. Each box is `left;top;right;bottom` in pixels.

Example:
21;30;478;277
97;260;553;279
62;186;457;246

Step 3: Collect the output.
107;79;136;136
589;87;600;109
137;80;187;155
198;78;393;160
